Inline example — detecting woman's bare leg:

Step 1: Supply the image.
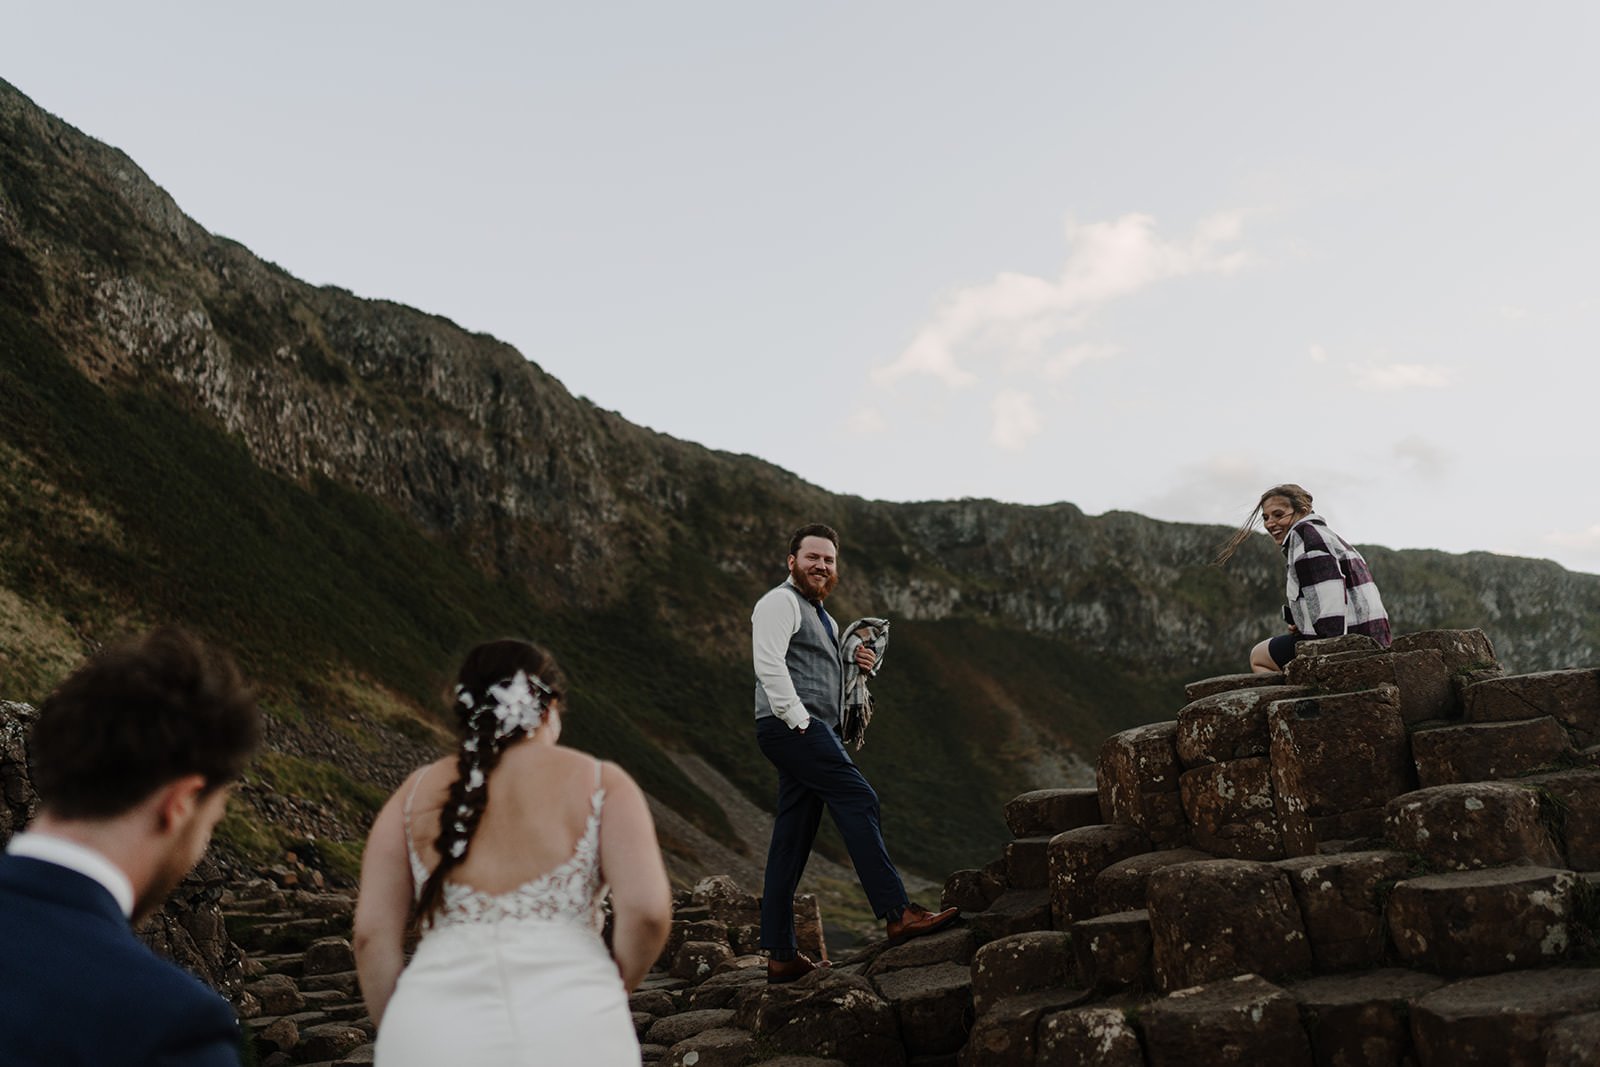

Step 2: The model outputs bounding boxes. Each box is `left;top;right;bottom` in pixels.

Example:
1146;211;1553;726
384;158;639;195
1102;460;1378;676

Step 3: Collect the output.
1250;638;1279;674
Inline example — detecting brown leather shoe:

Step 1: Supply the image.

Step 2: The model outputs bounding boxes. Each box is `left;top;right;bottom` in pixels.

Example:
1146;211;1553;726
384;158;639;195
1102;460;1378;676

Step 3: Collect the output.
766;952;831;984
885;903;960;946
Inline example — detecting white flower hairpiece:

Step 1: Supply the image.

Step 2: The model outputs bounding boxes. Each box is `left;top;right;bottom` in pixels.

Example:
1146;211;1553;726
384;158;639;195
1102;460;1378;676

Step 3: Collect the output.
455;670;553;741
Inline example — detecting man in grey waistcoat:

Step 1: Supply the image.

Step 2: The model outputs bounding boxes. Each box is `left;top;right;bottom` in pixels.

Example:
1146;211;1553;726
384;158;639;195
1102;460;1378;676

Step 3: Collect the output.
752;522;959;983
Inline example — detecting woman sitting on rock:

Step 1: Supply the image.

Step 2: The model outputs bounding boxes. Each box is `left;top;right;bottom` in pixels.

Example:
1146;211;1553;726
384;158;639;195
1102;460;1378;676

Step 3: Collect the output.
1215;483;1392;673
354;639;672;1066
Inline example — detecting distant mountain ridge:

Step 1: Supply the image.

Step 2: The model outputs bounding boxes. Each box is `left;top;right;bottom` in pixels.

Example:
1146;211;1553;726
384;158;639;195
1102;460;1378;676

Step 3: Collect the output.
3;76;1598;884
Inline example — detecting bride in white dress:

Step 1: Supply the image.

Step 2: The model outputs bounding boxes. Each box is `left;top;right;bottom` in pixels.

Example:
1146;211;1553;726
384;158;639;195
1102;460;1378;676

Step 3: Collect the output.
353;640;672;1066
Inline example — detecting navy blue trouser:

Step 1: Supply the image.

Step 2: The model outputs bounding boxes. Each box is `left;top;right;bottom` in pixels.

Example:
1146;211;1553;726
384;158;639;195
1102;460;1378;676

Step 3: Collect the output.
756;715;908;952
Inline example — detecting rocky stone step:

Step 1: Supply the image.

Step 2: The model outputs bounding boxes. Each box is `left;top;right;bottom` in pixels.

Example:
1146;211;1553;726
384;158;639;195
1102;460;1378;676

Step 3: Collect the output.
960;987;1093;1067
969;931;1073;1017
1046;824;1149;927
1384;782;1561;870
1411;968;1600;1066
1033;1003;1144;1065
1180;757;1290;859
1002;835;1052;890
1266;685;1413;850
1386;866;1578;975
1097;722;1187;848
1176;685;1309;768
1145;859;1310;993
871;961;973;1058
1284;648;1453;724
1003;788;1102;837
1274;850;1415;971
1524;768;1600;870
1462;668;1600;747
942;864;1006;913
1410;717;1575;787
1287;969;1444;1067
731;970;902;1065
1136;974;1312;1067
964;889;1051;945
1389;628;1497;672
1070;909;1151;993
662;1026;755;1067
1093;847;1211;914
1183;671;1287;703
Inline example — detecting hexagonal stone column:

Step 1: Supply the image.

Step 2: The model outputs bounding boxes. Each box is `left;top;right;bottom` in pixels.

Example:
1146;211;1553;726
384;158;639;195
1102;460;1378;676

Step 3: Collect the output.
1035;1006;1144;1066
1094;847;1213;914
1004;788;1103;837
1523;768;1600;869
1385;866;1577;975
970;931;1075;1016
1179;758;1288;860
1384;782;1561;870
1047;824;1149;928
1136;975;1313;1066
1267;685;1412;853
1274;850;1417;970
1287;969;1444;1067
1411;968;1600;1067
1070;909;1152;993
1184;672;1287;702
1410;717;1574;787
1285;648;1452;724
1097;721;1188;847
1463;668;1600;746
1175;685;1309;767
1389;628;1497;671
1145;859;1311;992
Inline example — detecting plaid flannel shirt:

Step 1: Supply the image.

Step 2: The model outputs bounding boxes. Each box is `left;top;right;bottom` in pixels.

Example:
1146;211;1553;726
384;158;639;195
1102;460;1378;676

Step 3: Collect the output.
1281;514;1391;646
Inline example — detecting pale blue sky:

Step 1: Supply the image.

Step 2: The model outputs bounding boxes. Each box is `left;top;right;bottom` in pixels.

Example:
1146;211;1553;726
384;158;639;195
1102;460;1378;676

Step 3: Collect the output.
6;3;1598;571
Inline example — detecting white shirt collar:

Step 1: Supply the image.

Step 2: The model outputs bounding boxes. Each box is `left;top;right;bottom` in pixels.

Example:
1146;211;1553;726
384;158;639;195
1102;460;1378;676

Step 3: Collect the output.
6;830;136;918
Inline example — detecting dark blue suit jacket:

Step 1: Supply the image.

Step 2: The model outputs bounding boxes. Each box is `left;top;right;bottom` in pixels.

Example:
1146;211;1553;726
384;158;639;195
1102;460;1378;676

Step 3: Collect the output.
0;854;242;1066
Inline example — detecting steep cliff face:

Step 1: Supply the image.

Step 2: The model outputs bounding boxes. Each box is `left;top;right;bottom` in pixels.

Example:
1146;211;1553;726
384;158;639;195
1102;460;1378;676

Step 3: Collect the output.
4;77;1598;880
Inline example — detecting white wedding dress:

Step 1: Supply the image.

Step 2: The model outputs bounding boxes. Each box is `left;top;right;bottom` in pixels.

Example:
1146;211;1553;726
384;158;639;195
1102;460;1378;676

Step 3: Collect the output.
375;761;639;1066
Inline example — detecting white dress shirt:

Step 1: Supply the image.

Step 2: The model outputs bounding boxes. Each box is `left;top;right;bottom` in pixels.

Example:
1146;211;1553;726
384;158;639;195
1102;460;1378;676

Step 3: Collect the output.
6;829;136;918
752;578;837;731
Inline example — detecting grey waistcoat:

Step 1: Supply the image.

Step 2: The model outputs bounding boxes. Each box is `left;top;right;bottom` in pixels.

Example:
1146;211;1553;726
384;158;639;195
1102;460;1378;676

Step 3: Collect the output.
754;584;843;727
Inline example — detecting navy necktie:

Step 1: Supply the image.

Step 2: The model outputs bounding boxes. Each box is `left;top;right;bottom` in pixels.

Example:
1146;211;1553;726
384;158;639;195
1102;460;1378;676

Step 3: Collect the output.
814;601;836;644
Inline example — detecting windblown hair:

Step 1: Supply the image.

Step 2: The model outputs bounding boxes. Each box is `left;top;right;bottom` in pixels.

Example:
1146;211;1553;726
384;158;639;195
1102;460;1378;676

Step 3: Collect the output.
788;523;840;558
31;627;260;819
1212;484;1315;566
414;639;568;926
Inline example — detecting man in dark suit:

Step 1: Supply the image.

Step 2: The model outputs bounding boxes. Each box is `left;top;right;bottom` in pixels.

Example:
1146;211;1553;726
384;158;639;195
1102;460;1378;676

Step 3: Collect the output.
0;627;261;1066
752;523;958;983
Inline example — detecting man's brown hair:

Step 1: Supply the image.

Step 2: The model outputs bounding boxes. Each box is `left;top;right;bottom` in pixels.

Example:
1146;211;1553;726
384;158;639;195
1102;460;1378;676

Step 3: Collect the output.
30;627;261;819
787;523;840;558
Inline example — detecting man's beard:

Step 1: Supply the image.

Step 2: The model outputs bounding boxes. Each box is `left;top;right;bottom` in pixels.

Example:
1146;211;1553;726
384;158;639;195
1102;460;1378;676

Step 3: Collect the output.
790;561;838;601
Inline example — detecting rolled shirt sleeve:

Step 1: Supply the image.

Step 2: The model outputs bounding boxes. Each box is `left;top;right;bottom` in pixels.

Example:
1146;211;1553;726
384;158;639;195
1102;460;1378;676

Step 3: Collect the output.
752;586;811;729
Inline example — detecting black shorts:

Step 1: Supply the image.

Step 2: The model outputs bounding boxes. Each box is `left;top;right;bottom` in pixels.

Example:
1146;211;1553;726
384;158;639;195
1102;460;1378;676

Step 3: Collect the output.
1267;632;1305;670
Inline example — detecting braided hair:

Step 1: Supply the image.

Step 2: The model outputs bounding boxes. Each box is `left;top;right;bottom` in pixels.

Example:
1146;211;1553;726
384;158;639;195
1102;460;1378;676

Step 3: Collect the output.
414;639;568;926
1213;483;1314;566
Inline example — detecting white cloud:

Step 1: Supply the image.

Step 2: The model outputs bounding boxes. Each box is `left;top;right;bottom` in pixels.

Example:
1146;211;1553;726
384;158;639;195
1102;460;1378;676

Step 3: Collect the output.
1309;343;1328;363
1498;305;1528;320
1545;525;1600;552
1043;343;1119;382
1391;435;1451;478
844;406;888;435
990;389;1042;451
1352;363;1454;391
873;211;1249;389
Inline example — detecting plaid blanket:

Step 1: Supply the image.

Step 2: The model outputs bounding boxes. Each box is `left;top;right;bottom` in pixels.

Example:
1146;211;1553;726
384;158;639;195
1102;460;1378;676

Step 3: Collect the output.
1282;515;1391;646
839;617;890;750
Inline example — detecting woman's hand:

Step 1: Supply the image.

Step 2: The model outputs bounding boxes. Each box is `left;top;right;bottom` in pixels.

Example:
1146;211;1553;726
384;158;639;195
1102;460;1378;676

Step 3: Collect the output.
854;645;877;671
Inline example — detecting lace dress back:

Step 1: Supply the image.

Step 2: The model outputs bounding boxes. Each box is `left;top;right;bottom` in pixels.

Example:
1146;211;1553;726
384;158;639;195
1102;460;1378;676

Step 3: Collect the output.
402;760;608;932
377;757;636;1067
